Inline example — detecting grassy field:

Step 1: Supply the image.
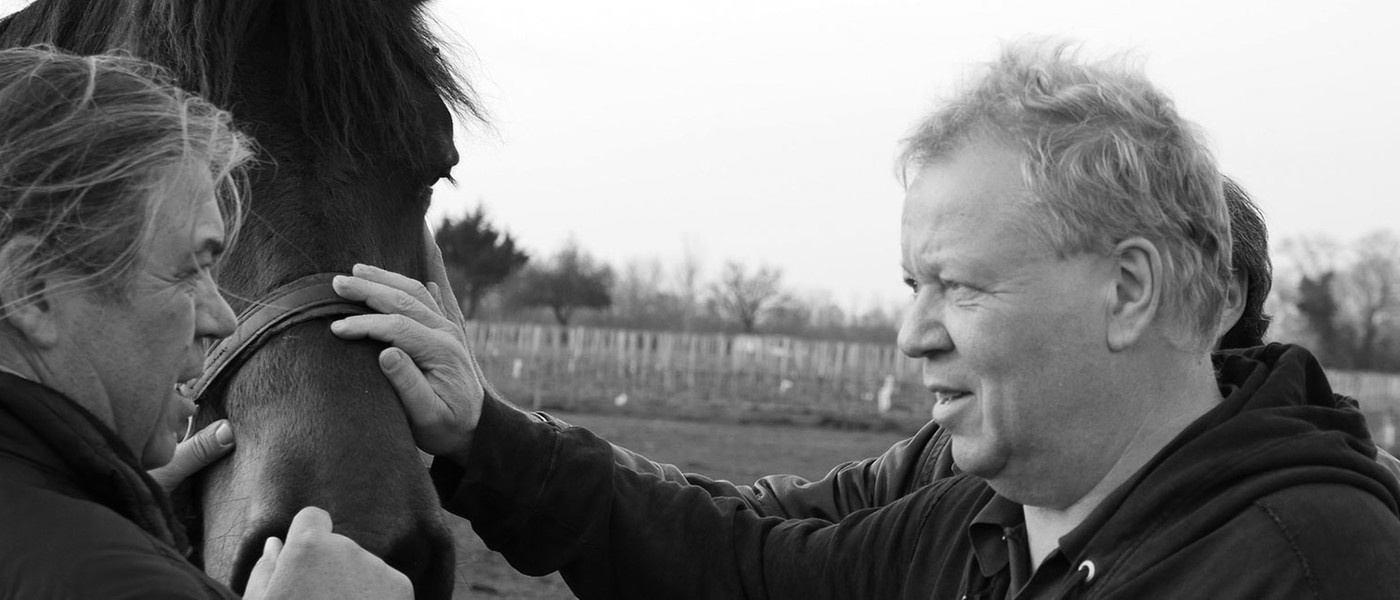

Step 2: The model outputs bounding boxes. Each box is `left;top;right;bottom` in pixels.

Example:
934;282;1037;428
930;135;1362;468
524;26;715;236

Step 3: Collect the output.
446;410;912;599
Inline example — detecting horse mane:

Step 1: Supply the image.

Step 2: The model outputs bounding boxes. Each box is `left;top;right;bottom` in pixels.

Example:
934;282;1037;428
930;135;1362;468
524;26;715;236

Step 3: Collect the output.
0;0;481;168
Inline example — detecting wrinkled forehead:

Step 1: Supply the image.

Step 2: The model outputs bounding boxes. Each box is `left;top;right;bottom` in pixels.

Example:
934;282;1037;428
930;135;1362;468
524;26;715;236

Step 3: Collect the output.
901;141;1037;239
142;162;224;248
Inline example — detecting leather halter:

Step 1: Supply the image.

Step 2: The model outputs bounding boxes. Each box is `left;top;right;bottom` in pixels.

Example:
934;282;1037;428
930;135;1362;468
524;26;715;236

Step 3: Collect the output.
189;272;371;407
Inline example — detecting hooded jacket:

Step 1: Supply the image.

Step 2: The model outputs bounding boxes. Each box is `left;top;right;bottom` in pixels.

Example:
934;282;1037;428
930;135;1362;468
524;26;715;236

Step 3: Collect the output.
0;373;237;599
580;411;956;521
437;343;1400;599
602;369;1400;524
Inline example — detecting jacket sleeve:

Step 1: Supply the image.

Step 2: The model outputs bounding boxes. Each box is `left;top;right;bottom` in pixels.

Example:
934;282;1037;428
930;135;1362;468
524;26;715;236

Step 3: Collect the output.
432;394;936;600
543;411;955;520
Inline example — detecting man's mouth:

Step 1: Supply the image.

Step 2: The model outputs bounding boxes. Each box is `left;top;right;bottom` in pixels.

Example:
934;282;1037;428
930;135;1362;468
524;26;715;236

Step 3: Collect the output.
930;388;974;426
932;390;972;405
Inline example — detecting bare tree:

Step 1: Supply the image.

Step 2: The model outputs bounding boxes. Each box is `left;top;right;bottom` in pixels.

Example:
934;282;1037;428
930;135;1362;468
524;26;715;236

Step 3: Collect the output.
709;261;784;333
674;238;703;332
1279;235;1342;278
604;257;687;329
1342;230;1400;370
1277;229;1400;371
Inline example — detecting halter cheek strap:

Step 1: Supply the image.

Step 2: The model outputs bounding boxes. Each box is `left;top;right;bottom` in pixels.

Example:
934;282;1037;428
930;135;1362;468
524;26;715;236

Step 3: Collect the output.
189;272;371;408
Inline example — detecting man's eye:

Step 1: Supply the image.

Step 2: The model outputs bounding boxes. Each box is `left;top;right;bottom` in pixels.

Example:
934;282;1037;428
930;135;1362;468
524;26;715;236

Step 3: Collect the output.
903;278;920;295
183;263;213;283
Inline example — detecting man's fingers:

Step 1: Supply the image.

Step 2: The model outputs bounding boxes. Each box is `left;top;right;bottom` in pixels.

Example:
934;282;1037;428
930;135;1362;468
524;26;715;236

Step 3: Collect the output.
333;274;447;326
243;536;282;598
423;221;447;275
332;272;457;341
424;281;469;344
351;263;438;309
331;314;454;366
379;348;448;432
286;506;333;541
148;420;235;494
425;281;445;313
420;227;470;329
178;420;234;464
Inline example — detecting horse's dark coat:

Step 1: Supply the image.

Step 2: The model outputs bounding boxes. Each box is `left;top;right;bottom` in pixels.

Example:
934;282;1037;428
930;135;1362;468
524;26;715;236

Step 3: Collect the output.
0;2;479;598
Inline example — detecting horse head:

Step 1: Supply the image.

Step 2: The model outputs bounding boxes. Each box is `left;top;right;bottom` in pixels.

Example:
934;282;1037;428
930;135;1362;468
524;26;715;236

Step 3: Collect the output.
0;1;479;598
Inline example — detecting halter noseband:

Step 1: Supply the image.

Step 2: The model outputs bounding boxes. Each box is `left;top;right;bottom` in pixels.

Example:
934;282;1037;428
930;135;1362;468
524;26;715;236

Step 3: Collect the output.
189;273;371;407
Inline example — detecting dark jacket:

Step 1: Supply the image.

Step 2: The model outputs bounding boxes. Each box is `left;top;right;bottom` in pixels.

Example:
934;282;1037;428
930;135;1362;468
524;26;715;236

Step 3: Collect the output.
603;412;955;520
0;373;237;599
436;344;1400;599
596;370;1400;523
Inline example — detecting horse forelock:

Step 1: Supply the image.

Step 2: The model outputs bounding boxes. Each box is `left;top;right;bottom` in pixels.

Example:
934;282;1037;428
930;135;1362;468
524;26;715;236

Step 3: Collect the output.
0;0;481;171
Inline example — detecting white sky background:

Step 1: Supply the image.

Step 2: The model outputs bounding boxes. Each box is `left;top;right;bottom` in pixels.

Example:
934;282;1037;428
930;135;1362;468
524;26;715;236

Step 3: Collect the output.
1;0;1394;311
425;0;1400;311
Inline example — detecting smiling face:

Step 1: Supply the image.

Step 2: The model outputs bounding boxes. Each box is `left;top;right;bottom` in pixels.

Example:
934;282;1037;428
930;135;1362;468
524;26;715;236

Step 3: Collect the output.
49;163;237;468
898;138;1128;505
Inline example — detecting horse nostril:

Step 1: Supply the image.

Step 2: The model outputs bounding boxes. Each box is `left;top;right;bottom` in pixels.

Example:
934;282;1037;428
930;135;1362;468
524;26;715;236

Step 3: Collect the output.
384;520;457;600
228;515;456;600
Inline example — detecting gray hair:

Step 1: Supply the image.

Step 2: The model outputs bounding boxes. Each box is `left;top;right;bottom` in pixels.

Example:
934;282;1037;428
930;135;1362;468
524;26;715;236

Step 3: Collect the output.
900;42;1231;350
0;45;252;312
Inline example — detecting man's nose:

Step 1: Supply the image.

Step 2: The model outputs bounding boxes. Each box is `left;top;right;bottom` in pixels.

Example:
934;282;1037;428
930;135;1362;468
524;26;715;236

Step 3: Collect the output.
897;292;952;358
200;285;238;340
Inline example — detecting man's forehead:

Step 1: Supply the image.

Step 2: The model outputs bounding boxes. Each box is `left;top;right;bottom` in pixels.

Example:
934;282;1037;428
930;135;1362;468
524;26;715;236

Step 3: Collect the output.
902;149;1028;229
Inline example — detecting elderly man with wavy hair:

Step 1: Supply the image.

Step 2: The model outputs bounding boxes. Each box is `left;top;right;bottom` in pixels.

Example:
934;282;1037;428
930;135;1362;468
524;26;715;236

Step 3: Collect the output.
0;47;410;599
335;42;1400;599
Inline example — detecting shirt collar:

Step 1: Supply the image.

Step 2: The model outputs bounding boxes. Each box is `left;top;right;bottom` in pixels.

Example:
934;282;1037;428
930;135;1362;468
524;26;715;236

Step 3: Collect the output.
968;493;1024;577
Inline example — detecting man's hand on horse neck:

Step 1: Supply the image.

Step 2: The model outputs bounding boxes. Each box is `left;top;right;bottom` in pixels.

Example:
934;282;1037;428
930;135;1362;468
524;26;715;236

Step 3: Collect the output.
329;263;484;459
243;506;413;600
147;419;235;495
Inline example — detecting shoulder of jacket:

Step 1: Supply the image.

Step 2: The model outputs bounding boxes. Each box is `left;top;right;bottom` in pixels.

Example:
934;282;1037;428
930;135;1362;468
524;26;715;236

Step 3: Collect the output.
1249;483;1400;597
0;488;227;598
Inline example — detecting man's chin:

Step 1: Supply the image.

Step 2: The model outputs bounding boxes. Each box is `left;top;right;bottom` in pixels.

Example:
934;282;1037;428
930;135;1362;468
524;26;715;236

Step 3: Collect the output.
140;439;178;471
950;440;1004;479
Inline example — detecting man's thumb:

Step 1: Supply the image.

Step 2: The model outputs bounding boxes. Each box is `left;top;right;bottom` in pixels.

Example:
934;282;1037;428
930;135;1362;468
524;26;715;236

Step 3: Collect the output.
379;347;439;418
242;537;282;600
184;420;235;465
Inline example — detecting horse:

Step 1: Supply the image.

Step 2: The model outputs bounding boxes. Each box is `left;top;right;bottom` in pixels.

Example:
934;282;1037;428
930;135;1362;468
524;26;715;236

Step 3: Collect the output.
0;1;479;597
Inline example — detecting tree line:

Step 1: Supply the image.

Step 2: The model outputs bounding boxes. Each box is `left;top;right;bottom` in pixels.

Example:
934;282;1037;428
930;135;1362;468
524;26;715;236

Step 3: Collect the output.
436;209;1400;372
433;209;900;344
1269;230;1400;373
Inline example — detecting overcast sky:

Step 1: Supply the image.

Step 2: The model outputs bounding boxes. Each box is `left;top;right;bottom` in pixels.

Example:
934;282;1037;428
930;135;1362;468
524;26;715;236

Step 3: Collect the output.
423;0;1398;310
3;0;1395;311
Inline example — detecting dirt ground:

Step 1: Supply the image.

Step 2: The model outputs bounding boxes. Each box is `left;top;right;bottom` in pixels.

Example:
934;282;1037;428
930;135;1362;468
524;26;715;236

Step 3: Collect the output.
445;410;911;599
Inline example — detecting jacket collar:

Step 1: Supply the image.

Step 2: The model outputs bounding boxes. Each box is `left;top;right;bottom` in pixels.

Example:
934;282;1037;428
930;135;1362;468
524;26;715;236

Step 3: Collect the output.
0;372;188;551
1058;343;1398;589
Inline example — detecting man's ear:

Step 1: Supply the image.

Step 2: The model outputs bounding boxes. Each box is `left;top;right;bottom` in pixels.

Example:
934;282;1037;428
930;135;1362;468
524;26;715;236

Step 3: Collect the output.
1106;237;1163;351
0;237;62;349
1216;272;1247;344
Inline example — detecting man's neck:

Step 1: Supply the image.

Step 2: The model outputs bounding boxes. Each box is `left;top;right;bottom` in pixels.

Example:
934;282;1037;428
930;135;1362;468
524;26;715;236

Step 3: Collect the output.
1020;353;1221;567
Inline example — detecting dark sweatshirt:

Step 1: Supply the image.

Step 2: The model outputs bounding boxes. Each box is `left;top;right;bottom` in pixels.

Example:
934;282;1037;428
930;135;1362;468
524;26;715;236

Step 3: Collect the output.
436;344;1400;599
0;373;236;599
